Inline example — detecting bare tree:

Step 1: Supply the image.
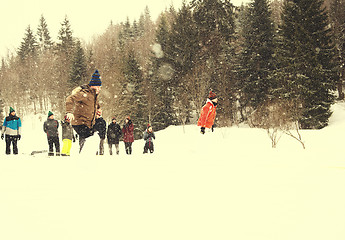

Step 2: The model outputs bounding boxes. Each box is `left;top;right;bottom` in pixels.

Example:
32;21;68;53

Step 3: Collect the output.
248;99;305;149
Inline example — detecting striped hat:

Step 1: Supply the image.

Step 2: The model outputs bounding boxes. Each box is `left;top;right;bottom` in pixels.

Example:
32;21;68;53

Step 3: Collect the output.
89;70;102;86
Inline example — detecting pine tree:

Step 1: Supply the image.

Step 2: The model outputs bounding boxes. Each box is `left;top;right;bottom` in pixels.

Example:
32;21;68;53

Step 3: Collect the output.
0;64;4;124
0;95;4;124
271;0;283;27
276;0;338;129
1;58;6;72
142;6;154;35
55;15;76;112
132;20;140;39
69;40;87;88
18;25;38;61
150;15;178;130
191;0;236;94
239;0;276;109
124;17;133;40
166;2;200;125
330;0;345;99
192;0;235;44
118;18;133;50
190;0;236;126
122;49;146;139
57;15;75;57
167;2;200;78
138;14;146;37
37;15;53;53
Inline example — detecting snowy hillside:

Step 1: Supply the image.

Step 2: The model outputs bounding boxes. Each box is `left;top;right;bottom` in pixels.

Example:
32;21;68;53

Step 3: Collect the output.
1;102;345;240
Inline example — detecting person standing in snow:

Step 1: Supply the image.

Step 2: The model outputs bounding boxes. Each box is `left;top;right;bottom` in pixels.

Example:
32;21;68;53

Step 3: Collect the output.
65;69;102;153
43;111;60;156
1;107;21;155
61;115;76;156
107;116;122;155
197;91;218;134
93;110;106;155
143;124;155;154
122;116;134;155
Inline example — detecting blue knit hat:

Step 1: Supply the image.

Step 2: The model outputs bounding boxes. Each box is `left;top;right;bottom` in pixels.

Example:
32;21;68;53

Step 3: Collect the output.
9;107;15;113
89;70;102;86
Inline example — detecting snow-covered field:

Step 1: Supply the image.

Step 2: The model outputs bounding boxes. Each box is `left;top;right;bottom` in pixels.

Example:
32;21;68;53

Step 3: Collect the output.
1;103;345;240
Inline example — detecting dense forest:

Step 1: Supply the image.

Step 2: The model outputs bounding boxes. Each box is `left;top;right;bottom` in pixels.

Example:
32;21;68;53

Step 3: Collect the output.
0;0;344;137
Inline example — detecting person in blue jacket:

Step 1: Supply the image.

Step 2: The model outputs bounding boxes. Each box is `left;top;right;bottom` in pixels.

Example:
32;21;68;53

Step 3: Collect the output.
1;107;22;155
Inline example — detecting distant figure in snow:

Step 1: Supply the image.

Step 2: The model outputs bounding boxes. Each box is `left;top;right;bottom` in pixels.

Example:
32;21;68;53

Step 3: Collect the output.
143;124;155;154
107;116;122;155
65;69;102;153
1;107;21;155
61;115;76;156
122;116;134;155
197;91;218;134
43;111;60;156
93;110;106;155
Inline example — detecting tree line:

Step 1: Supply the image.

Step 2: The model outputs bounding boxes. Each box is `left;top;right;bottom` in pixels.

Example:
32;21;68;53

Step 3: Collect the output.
0;0;344;138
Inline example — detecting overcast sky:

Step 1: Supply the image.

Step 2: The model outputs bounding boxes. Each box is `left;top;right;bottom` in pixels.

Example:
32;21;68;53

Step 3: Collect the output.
0;0;249;59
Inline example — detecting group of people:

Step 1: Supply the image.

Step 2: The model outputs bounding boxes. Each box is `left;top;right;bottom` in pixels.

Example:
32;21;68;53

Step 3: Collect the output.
61;70;155;156
41;110;154;156
1;69;217;156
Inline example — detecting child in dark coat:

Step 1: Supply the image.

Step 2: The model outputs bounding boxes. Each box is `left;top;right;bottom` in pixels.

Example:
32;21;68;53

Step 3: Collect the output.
43;111;60;156
107;116;122;155
93;110;106;155
143;124;155;154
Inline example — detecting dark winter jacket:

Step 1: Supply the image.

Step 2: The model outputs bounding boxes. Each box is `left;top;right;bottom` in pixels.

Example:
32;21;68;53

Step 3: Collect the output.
2;114;21;136
44;118;59;138
93;117;106;139
143;130;155;143
65;84;101;128
107;122;122;144
61;120;75;141
122;121;134;143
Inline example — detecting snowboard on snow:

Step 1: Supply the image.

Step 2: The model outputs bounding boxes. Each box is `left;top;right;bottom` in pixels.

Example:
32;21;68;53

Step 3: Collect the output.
30;150;48;155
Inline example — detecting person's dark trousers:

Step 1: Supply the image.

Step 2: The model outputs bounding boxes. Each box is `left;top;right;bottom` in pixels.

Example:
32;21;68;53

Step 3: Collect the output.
143;142;154;154
125;142;132;155
108;143;119;155
97;139;105;155
48;136;60;156
109;144;113;155
78;138;86;153
72;125;94;153
5;135;18;155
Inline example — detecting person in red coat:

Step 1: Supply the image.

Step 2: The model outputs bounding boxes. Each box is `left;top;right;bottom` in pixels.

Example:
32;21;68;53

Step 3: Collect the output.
197;91;218;134
122;116;134;154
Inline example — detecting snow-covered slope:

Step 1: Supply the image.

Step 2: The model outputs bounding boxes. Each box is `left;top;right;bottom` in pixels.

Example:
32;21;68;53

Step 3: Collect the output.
1;103;345;240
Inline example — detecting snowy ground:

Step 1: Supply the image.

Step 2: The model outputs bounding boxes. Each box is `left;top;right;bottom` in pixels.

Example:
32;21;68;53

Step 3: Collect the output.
1;103;345;240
